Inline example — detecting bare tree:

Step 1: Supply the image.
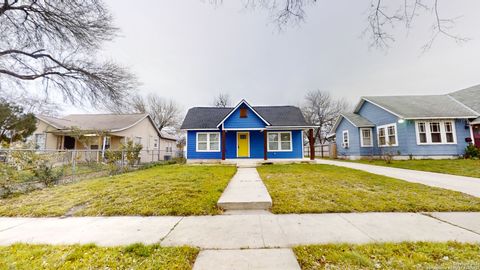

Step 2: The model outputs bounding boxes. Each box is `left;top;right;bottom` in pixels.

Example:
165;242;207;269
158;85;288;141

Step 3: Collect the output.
0;0;137;109
125;94;182;132
215;0;467;51
301;90;350;156
213;93;231;107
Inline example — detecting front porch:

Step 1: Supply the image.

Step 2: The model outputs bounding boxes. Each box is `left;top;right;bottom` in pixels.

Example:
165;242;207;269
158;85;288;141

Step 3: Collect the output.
187;158;316;166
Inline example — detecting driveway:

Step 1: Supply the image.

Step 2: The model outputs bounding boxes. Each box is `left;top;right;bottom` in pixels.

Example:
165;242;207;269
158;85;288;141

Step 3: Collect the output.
316;159;480;197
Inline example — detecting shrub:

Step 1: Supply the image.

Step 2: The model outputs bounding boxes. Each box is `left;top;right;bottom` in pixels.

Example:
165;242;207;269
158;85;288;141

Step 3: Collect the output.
465;144;479;159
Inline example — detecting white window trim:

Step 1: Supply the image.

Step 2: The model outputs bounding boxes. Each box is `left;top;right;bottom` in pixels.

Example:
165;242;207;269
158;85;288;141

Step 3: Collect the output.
267;131;293;152
377;123;398;147
196;132;221;152
342;130;349;148
360;128;373;147
415;120;457;145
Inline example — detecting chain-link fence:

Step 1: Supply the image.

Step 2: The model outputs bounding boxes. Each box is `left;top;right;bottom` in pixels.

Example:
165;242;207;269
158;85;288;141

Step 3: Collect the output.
0;148;184;197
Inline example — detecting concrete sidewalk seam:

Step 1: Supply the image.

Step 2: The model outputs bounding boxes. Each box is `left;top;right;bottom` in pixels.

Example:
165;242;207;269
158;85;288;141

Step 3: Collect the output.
338;214;377;241
159;216;184;243
421;213;480;236
0;220;33;233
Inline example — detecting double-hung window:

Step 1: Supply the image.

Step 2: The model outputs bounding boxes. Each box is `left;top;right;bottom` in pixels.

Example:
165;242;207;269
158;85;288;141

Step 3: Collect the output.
267;132;292;151
415;120;456;144
377;123;398;147
34;133;46;150
360;128;372;147
196;132;220;152
342;130;349;148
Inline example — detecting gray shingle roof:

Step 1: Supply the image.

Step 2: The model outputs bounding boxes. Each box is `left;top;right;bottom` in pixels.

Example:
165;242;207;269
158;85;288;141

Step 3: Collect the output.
359;95;478;119
180;106;309;129
449;85;480;114
37;113;149;131
341;113;375;127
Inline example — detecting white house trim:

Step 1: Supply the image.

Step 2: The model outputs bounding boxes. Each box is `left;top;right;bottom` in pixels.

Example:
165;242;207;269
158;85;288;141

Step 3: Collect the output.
196;132;221;152
216;99;271;128
414;120;457;145
267;131;293;152
377;123;399;147
360;128;373;147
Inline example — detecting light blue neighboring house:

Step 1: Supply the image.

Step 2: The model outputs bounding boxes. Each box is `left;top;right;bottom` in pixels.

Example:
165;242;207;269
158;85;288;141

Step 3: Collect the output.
330;85;480;159
180;100;316;161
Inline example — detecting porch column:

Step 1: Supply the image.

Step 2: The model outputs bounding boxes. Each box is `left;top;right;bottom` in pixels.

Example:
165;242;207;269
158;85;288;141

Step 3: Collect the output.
309;128;315;160
221;130;226;160
263;131;268;160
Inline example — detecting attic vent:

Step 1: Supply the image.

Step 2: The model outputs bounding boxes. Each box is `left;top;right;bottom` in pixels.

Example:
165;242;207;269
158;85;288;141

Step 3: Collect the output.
240;108;248;118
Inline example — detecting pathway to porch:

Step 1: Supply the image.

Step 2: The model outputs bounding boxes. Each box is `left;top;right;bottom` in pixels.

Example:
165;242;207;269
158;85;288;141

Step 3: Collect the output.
316;159;480;197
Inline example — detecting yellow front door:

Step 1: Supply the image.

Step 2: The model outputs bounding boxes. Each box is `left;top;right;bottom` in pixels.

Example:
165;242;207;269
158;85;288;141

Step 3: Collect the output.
237;132;249;157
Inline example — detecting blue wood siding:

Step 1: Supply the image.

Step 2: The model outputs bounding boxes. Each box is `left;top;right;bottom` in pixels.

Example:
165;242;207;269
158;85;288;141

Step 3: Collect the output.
223;104;267;129
187;130;222;159
336;100;470;158
187;129;303;159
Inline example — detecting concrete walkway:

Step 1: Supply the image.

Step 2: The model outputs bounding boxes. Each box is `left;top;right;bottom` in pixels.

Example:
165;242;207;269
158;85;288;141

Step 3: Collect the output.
1;212;479;247
217;167;272;211
316;159;480;197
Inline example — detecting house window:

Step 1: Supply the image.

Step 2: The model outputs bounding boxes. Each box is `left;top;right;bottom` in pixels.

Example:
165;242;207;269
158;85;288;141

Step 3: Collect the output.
360;128;372;147
430;122;441;143
267;132;292;151
196;132;220;152
104;136;111;149
153;138;159;149
342;130;349;148
415;120;456;145
377;123;398;147
418;122;427;143
240;108;248;118
34;133;46;150
134;136;142;145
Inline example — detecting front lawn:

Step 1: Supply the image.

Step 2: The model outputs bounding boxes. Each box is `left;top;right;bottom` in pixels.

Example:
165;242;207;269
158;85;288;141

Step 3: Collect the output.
0;165;236;216
294;242;480;270
0;244;198;270
257;164;480;214
347;159;480;178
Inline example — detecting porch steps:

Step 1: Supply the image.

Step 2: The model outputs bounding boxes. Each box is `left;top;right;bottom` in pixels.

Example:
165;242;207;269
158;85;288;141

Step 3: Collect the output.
217;168;272;211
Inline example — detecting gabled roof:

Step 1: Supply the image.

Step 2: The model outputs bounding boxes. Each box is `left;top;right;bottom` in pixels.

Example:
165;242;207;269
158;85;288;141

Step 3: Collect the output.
36;113;164;138
355;95;479;119
216;99;270;128
448;85;480;115
329;112;375;136
180;101;311;130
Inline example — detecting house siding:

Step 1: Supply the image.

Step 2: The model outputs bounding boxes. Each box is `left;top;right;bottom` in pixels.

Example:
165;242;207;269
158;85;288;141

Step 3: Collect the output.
336;100;470;158
187;129;303;159
223;104;267;129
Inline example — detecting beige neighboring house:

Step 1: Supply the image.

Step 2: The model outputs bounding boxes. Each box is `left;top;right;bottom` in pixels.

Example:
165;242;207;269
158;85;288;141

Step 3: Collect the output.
32;113;178;163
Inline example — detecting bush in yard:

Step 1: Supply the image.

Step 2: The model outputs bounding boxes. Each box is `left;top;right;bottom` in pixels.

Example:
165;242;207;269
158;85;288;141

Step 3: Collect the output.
0;163;17;197
32;160;63;186
465;144;479;159
121;139;143;166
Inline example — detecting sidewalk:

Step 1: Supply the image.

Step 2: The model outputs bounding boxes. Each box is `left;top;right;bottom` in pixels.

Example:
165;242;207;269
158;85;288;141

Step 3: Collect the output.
1;212;479;248
316;159;480;197
217;167;272;211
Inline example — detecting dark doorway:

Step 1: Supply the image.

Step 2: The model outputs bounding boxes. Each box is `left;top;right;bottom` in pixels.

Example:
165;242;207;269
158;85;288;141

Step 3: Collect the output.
64;136;75;150
473;125;480;147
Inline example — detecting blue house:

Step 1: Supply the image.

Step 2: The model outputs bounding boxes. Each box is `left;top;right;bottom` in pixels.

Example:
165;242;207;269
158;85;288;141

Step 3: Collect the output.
330;85;480;159
180;100;316;161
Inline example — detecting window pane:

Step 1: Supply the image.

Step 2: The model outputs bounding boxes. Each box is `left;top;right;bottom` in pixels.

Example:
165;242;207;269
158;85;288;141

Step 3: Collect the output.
446;133;454;143
431;133;441;143
418;123;425;132
281;142;291;150
210;142;219;150
198;142;207;150
430;123;440;133
388;126;396;136
198;134;207;142
388;135;396;145
269;142;278;150
379;128;385;137
419;133;427;143
280;133;291;142
209;133;219;142
268;133;279;142
444;122;452;132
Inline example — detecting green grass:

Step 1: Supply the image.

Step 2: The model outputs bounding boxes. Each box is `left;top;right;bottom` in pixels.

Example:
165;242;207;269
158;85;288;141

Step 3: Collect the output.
257;164;480;213
294;242;480;270
0;165;236;216
0;243;198;270
347;159;480;178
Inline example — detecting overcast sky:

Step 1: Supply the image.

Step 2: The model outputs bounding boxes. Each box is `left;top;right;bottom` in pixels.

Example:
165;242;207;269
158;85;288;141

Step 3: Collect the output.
73;0;480;114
